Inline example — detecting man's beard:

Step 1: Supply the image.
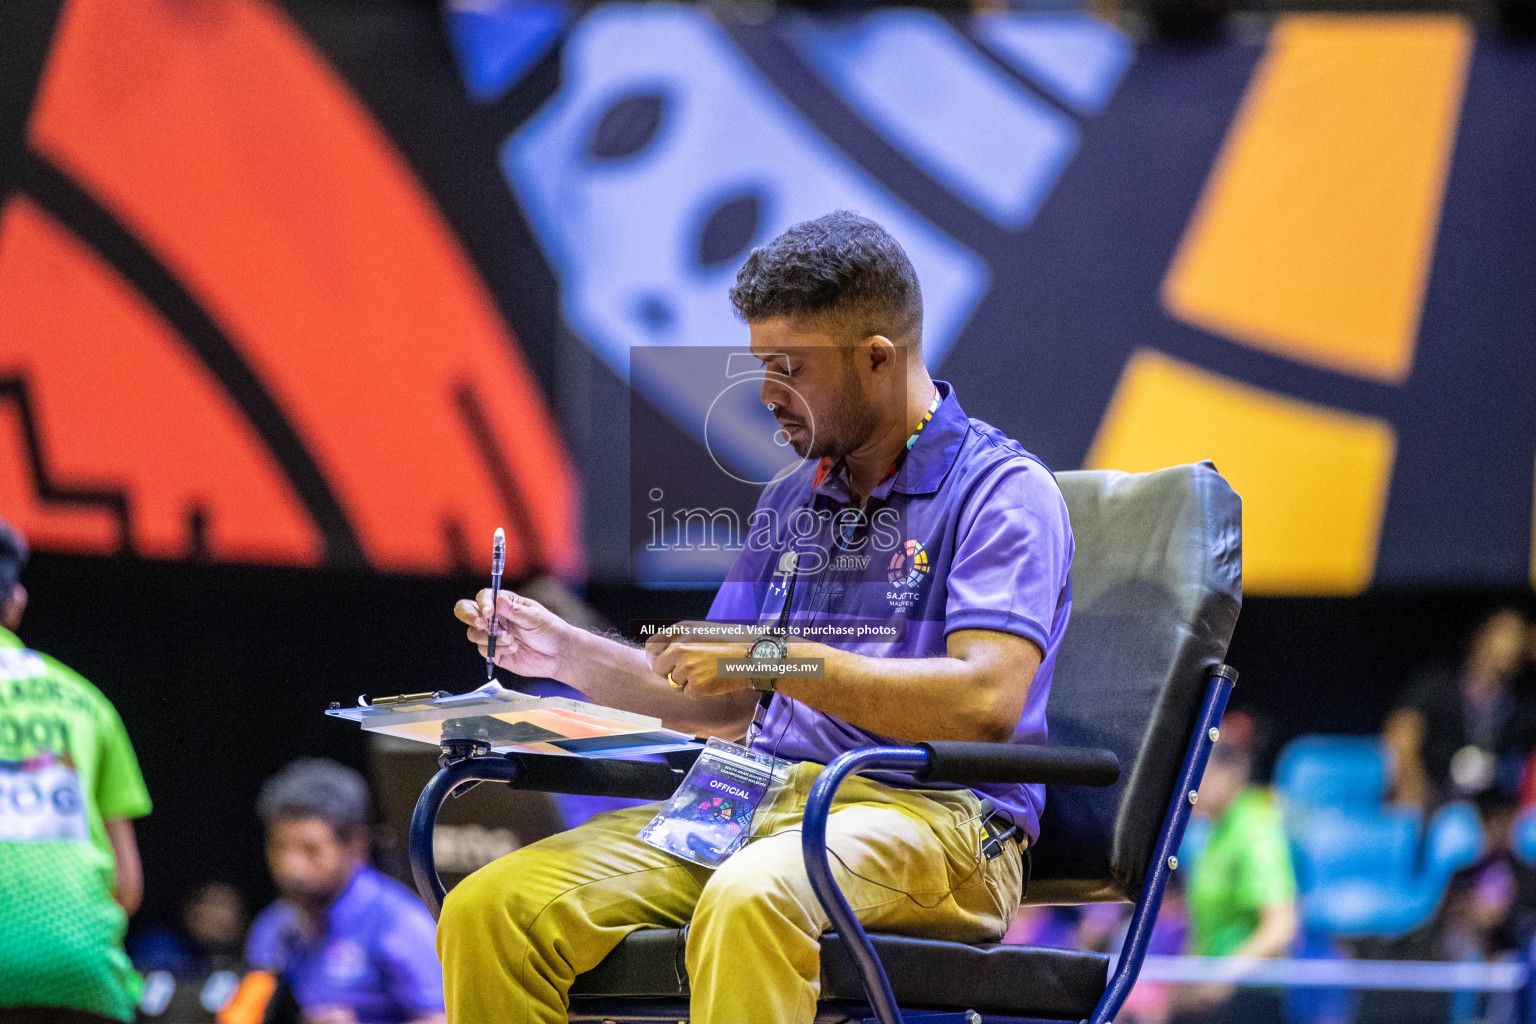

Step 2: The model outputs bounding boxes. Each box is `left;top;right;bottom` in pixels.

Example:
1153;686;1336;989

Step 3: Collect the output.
787;363;879;461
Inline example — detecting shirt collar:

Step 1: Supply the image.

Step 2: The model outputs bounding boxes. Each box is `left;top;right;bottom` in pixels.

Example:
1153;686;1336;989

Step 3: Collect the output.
810;380;968;503
0;628;20;649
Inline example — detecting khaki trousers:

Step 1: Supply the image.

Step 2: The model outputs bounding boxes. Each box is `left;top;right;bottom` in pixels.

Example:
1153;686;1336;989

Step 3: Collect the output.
438;760;1024;1024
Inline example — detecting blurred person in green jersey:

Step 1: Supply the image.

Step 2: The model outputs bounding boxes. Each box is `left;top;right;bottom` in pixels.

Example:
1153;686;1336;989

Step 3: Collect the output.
0;520;153;1024
1171;713;1298;1024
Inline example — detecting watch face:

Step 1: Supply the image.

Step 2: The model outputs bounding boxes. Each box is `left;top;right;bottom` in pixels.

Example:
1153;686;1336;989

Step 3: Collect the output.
749;636;786;660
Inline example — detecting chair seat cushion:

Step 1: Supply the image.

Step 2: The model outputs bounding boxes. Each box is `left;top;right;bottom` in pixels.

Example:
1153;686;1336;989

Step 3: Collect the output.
570;928;1109;1020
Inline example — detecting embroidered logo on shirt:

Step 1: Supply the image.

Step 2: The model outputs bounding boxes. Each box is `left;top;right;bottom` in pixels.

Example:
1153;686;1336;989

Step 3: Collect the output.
886;539;931;588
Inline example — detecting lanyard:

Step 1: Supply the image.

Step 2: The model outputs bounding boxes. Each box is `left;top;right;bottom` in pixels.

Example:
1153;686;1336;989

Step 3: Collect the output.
792;391;942;632
747;392;942;746
769;538;804;637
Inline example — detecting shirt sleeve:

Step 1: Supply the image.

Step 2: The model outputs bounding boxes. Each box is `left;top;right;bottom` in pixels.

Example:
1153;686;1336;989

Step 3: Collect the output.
379;897;446;1014
244;904;289;971
92;688;152;821
943;459;1073;652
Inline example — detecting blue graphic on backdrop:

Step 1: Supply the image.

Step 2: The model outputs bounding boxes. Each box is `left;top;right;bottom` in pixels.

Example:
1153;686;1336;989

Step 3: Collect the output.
447;4;1134;584
971;13;1132;115
445;0;566;103
788;10;1080;228
442;13;1536;590
503;5;989;487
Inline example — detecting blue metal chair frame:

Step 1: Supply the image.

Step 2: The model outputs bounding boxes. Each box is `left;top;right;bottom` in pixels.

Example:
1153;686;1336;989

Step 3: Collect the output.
407;663;1236;1024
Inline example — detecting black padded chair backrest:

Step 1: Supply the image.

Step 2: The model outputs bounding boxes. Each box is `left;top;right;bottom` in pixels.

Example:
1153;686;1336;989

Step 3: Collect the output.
1025;462;1241;904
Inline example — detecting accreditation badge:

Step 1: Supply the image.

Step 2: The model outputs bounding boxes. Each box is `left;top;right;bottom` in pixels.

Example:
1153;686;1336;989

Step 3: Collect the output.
638;737;786;868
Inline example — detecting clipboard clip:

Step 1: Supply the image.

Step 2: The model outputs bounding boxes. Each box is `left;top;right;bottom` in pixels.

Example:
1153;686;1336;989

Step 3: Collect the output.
356;691;448;708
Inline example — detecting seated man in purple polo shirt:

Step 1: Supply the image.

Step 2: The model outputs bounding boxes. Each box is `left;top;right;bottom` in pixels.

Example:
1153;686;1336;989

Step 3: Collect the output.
445;211;1073;1024
247;759;445;1024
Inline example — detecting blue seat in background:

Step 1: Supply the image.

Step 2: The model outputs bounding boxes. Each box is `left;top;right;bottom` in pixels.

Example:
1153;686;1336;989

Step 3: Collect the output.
1275;732;1485;937
1427;801;1485;877
1274;736;1392;812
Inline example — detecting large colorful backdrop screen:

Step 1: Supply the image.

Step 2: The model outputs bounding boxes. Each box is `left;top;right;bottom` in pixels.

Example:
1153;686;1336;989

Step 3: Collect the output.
1;0;1532;596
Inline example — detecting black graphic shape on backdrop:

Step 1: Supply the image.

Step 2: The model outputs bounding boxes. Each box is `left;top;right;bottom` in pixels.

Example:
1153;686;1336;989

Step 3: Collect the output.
1372;42;1536;586
0;376;131;554
697;191;763;268
587;91;668;161
452;380;546;577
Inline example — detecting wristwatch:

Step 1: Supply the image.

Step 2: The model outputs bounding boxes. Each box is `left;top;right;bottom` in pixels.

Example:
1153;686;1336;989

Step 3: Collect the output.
746;632;788;692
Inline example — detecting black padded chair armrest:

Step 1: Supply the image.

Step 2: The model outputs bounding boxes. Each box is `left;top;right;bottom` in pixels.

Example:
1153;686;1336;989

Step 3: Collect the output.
913;742;1119;787
504;752;685;800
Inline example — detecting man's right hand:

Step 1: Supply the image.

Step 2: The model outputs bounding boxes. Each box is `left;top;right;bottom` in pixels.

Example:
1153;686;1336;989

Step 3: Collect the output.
454;589;570;681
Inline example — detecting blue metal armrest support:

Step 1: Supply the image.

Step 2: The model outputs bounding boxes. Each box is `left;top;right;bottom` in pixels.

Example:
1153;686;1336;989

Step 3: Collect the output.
407;743;686;914
801;664;1236;1024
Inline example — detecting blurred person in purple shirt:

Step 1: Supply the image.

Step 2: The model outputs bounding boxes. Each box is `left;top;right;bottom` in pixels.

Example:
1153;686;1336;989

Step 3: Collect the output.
246;759;443;1024
446;211;1072;1024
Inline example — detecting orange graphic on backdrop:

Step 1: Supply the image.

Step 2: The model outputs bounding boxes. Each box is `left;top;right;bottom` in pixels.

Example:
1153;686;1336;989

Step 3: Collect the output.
0;197;321;563
6;0;580;577
1163;15;1471;384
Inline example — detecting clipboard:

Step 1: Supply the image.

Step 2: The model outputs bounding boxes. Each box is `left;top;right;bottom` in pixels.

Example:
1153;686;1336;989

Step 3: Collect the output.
327;682;701;758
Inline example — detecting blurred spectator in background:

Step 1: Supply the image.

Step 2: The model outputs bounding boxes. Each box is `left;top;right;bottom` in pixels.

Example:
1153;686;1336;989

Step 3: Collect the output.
0;519;153;1024
129;881;249;977
1434;789;1536;1024
1171;713;1297;1024
247;759;443;1024
185;882;248;974
1384;608;1536;809
1436;788;1536;963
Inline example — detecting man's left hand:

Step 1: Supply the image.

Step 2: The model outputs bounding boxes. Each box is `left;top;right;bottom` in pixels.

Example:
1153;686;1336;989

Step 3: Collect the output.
646;621;755;698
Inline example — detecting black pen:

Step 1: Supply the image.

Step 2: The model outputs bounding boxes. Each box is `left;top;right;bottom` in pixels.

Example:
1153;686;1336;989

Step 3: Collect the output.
486;528;505;681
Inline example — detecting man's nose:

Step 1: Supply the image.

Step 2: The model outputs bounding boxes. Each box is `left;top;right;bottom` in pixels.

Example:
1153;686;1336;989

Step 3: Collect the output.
760;378;789;410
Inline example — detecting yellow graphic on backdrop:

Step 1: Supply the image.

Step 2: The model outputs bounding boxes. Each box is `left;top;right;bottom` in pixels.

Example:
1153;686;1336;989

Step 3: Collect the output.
1162;15;1471;384
1086;349;1396;595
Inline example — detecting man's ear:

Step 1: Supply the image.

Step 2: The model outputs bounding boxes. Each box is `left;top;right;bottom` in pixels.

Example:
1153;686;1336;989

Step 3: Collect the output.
863;335;897;373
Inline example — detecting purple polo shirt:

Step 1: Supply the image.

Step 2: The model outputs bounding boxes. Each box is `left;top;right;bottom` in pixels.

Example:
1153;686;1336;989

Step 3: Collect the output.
709;380;1073;843
246;866;444;1024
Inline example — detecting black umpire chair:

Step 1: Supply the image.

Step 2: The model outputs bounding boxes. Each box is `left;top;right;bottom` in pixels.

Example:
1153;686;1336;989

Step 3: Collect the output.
408;461;1243;1024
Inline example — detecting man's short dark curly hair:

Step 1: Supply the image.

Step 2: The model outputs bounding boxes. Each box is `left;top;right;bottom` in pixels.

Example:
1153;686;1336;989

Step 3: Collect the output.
729;211;923;346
